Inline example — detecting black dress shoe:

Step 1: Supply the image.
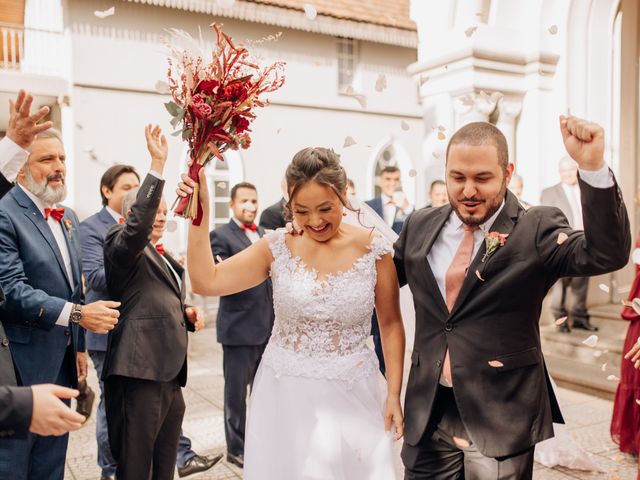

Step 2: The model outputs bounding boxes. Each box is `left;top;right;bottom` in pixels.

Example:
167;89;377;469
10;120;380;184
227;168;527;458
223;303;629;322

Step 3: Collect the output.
177;453;223;478
572;321;598;332
226;452;244;468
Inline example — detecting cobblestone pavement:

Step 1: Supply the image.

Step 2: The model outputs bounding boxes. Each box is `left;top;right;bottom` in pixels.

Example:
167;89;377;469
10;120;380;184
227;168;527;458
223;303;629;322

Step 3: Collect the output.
65;328;637;479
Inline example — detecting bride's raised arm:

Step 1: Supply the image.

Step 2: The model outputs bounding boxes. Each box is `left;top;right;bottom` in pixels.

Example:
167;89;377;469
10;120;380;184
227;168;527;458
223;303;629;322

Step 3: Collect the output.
178;169;272;297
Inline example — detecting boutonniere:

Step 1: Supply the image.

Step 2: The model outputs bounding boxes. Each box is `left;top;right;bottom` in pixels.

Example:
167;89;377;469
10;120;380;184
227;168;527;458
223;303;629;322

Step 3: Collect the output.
482;231;508;262
63;218;73;234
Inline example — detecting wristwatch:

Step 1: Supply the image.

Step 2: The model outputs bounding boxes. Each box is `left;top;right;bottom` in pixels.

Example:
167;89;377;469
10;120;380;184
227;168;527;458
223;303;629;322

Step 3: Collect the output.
69;304;83;324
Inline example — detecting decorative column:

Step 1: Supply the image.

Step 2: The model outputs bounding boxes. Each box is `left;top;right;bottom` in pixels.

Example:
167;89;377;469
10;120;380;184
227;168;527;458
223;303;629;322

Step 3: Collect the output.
495;96;523;166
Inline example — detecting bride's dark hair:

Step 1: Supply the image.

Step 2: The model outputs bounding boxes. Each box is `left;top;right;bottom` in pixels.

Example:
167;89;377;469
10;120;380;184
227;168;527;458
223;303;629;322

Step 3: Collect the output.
284;147;355;220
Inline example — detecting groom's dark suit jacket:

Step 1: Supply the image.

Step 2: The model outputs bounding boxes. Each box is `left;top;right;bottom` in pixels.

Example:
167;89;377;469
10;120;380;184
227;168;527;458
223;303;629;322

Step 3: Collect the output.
102;174;193;386
394;176;630;458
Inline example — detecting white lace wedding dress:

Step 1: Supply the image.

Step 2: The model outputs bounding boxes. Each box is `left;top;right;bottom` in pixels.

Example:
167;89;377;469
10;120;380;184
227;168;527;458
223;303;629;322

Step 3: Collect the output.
243;229;397;479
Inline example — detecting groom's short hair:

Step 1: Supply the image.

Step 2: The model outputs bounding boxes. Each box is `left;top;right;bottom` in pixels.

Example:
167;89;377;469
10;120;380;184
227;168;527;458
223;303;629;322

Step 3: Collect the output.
446;122;509;174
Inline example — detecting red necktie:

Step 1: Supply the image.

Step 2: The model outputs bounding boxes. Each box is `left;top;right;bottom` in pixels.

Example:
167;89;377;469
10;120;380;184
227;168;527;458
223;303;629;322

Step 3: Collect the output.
441;224;478;386
155;243;166;255
242;223;257;233
44;208;65;222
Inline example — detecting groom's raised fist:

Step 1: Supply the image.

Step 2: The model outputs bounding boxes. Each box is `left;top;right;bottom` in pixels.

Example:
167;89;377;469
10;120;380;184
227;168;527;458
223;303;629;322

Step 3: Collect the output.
559;115;605;171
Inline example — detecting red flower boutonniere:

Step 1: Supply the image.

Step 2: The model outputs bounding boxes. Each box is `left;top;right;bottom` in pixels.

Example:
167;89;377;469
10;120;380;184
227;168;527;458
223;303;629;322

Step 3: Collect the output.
482;231;508;262
63;218;73;234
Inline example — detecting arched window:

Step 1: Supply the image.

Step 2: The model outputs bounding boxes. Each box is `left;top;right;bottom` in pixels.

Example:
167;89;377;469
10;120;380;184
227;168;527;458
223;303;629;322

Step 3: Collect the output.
367;137;415;203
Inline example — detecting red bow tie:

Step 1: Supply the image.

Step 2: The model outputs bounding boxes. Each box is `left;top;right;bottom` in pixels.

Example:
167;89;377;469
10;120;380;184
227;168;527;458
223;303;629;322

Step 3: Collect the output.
44;207;65;222
242;223;257;233
118;218;125;225
155;243;166;255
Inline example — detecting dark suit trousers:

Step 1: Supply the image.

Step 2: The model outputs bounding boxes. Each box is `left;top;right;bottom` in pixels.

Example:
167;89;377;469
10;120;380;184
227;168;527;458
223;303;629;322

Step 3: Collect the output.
0;346;74;480
551;277;589;323
402;387;534;480
104;375;185;480
222;344;265;456
370;310;385;375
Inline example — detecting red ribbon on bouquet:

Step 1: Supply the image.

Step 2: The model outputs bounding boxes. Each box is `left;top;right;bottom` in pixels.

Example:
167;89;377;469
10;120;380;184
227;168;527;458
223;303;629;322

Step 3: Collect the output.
173;161;205;226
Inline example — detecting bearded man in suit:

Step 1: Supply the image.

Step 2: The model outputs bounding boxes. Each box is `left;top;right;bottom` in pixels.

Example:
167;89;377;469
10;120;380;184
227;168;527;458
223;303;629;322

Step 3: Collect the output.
395;116;630;479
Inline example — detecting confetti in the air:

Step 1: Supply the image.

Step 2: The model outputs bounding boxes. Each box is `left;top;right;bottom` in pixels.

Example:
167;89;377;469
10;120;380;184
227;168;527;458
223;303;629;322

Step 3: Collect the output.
401;120;410;131
582;335;599;348
465;26;478;38
475;270;485;282
453;437;470;448
488;360;504;368
437;131;446;141
599;283;610;293
94;6;115;18
375;74;387;92
408;169;417;178
593;350;603;358
154;80;170;94
636;399;640;406
601;363;607;372
607;374;620;382
343;136;356;148
554;316;567;326
548;25;558;35
345;86;367;108
557;232;568;245
303;3;317;20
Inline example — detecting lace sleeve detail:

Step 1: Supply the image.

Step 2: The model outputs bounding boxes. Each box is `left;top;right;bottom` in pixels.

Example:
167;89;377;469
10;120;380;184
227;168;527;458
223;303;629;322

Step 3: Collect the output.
264;228;288;261
369;233;393;260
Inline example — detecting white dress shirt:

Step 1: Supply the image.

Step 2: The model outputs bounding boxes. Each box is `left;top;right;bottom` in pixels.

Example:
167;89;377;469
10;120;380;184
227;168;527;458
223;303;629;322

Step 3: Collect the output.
381;194;397;227
232;217;260;244
0;137;28;182
105;205;124;223
18;185;74;327
560;182;583;230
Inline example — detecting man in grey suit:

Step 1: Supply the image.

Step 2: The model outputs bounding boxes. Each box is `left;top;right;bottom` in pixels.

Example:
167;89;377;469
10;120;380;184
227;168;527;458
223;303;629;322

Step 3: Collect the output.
540;157;597;332
210;182;274;468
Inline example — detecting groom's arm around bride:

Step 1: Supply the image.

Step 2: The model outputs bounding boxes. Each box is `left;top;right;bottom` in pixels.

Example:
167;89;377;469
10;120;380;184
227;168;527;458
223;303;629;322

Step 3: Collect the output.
395;116;630;479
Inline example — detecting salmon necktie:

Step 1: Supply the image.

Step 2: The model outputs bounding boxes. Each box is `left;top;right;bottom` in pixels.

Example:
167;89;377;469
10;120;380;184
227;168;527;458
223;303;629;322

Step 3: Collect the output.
441;224;477;386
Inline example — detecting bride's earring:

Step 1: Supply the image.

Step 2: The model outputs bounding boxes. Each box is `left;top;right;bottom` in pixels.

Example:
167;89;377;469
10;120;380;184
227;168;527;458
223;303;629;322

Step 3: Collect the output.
342;209;347;217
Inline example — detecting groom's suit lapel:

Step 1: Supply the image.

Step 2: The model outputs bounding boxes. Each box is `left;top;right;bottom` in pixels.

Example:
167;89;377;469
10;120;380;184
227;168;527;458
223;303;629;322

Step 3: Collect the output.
420;206;451;318
449;191;522;318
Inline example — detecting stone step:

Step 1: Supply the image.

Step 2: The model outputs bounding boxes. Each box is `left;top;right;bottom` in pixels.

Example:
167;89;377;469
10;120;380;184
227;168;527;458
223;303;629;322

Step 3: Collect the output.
541;303;629;399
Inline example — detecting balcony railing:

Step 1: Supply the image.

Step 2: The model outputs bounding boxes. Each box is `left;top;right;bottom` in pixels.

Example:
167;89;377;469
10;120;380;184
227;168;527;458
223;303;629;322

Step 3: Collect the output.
0;22;69;78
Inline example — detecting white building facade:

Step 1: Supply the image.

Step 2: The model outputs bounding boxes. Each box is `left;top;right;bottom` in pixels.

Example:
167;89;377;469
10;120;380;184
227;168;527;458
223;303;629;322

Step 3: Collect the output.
0;0;422;252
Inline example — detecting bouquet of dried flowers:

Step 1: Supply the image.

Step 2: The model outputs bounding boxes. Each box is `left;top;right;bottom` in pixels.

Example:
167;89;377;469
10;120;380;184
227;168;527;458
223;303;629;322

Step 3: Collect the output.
165;23;285;224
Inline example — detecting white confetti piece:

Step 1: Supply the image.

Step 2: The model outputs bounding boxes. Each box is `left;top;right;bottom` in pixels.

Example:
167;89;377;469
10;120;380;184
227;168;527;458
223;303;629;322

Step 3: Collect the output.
94;6;115;18
154;80;170;94
437;131;446;141
488;360;504;368
453;436;470;448
475;270;485;282
401;120;410;131
598;283;610;293
374;74;387;92
465;26;478;38
408;169;417;178
607;374;620;382
554;316;567;326
557;232;568;245
548;25;558;35
636;399;640;406
303;3;317;20
582;335;598;348
343;136;356;148
593;350;603;358
601;363;607;372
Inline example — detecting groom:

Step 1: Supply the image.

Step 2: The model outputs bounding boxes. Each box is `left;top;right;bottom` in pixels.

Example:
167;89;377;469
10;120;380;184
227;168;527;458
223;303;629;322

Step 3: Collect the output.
395;116;630;478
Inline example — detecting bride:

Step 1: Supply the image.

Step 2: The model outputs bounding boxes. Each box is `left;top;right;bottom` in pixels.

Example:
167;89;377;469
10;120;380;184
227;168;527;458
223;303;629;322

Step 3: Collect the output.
180;147;405;479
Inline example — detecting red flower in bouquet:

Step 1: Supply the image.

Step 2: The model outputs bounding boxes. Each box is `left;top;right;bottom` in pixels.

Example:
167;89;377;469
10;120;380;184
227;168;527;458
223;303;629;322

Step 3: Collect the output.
165;23;285;224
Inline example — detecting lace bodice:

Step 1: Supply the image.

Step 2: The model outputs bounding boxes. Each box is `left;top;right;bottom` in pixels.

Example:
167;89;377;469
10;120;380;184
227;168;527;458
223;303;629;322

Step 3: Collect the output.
261;229;393;383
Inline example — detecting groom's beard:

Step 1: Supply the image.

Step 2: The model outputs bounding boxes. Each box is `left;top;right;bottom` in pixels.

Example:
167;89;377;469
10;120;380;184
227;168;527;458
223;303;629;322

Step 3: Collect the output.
452;179;507;227
23;168;67;206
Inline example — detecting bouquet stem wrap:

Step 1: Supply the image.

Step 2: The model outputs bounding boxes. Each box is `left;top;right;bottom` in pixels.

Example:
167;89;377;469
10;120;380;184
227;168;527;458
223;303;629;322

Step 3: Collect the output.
173;157;205;225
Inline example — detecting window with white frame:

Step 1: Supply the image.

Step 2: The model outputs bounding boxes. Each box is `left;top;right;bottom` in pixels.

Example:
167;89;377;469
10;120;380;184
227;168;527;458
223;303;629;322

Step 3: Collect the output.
207;158;232;230
337;37;358;92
